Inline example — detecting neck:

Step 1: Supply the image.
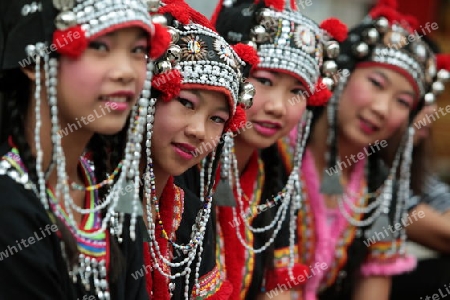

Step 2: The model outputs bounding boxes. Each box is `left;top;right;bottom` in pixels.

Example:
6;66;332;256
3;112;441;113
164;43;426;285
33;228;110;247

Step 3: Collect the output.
233;135;257;174
309;110;364;181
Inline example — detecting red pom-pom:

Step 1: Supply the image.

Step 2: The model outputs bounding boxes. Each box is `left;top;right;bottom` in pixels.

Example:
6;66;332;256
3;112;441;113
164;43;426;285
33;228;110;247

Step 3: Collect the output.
52;25;87;58
377;0;398;9
437;54;450;71
149;23;171;60
227;105;247;132
307;78;332;106
232;43;260;69
402;15;419;31
320;18;348;43
159;3;191;25
189;7;216;31
152;70;182;102
369;6;401;24
263;0;285;11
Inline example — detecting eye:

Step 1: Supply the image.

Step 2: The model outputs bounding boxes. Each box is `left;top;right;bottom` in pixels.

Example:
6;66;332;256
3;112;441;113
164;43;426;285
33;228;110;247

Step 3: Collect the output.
291;88;307;96
88;41;108;51
254;77;273;86
369;77;383;89
397;97;413;109
177;97;194;109
210;116;227;124
133;45;149;54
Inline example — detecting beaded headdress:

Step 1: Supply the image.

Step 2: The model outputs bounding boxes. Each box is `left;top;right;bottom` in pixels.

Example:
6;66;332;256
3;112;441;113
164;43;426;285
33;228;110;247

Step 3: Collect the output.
149;0;258;132
211;0;349;105
142;0;258;296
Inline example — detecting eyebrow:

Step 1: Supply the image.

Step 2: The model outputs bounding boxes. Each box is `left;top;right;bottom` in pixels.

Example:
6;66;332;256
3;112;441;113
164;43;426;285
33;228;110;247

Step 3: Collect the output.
192;90;230;113
374;70;417;98
104;29;148;40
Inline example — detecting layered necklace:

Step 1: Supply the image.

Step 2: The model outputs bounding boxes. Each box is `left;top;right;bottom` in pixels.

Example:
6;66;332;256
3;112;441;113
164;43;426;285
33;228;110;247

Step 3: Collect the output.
143;103;216;298
216;111;312;280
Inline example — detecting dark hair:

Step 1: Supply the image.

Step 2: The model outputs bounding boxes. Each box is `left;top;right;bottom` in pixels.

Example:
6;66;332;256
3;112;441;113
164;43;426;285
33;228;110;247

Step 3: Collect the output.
0;67;125;281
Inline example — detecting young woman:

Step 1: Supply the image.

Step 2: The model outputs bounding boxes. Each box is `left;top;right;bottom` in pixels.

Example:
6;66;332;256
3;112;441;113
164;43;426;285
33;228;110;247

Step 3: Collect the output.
137;1;258;298
0;0;167;298
280;0;449;298
176;0;347;298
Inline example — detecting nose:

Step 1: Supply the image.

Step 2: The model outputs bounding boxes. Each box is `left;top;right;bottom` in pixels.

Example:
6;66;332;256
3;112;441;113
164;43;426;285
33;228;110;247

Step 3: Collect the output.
185;115;206;141
109;53;136;85
370;93;390;120
264;88;288;118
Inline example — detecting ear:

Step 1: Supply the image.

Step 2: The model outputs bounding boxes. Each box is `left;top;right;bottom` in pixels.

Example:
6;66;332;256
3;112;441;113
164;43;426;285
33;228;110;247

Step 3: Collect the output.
21;67;35;80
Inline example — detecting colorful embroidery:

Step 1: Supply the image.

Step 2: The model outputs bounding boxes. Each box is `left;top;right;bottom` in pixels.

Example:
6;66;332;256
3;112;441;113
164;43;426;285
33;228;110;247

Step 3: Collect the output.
213;39;237;67
180;34;208;61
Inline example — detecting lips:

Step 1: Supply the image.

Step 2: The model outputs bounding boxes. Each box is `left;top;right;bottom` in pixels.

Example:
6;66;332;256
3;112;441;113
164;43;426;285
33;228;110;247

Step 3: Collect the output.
359;117;380;135
172;142;196;160
100;91;135;103
252;120;282;137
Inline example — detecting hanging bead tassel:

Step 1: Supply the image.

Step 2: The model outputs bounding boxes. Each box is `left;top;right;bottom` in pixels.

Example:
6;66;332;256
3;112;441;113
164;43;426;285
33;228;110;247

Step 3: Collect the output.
213;133;236;207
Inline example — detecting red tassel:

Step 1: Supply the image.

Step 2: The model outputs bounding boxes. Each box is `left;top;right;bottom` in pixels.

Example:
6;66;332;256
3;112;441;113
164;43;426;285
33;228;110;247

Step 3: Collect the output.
227;105;247;132
377;0;398;9
263;0;285;11
210;0;225;26
152;70;182;102
437;54;450;71
307;79;332;106
232;43;260;69
52;25;87;58
320;18;348;43
159;2;191;25
402;15;419;31
149;23;171;60
369;6;401;24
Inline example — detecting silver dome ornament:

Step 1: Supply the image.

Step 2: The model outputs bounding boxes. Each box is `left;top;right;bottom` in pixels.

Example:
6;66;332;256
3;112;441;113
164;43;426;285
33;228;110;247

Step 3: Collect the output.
325;41;340;59
353;42;369;58
52;0;74;10
437;69;450;82
239;82;256;109
425;58;437;83
256;8;273;23
166;45;182;64
167;27;179;44
251;25;269;43
424;93;435;105
411;43;428;62
362;28;379;45
322;60;338;77
156;60;172;74
432;81;445;95
151;14;167;26
375;17;389;33
383;31;407;49
55;11;77;30
146;0;160;12
322;77;334;90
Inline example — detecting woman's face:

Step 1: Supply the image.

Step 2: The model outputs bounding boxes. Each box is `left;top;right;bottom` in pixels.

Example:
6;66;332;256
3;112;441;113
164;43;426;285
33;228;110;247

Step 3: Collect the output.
151;89;229;176
56;27;149;136
237;69;307;149
338;67;417;148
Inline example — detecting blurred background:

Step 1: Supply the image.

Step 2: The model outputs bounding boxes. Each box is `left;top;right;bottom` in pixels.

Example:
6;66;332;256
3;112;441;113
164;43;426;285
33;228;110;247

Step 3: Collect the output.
186;0;450;182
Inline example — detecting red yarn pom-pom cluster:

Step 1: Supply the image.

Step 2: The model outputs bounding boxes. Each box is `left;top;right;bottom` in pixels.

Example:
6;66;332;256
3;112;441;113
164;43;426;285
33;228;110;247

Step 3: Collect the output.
149;23;171;60
52;25;87;58
232;43;260;69
320;18;348;43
